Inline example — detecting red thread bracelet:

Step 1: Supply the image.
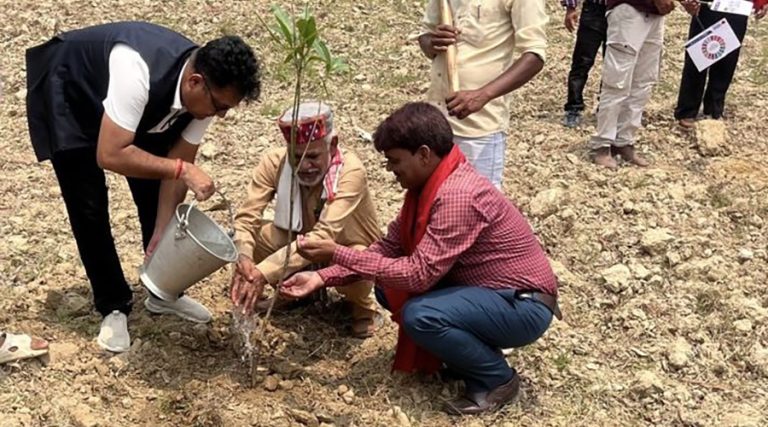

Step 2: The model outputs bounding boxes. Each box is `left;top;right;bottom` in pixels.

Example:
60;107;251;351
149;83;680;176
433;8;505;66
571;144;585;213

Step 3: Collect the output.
174;159;184;180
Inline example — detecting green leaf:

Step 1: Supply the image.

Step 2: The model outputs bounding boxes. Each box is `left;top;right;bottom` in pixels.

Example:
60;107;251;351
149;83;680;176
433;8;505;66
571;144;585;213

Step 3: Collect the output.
271;5;295;49
300;5;311;22
311;40;347;75
312;40;332;66
296;16;317;49
329;58;348;74
304;52;322;63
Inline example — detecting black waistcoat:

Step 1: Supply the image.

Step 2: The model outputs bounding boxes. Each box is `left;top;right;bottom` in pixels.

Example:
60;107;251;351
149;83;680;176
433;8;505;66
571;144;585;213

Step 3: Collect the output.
25;21;198;162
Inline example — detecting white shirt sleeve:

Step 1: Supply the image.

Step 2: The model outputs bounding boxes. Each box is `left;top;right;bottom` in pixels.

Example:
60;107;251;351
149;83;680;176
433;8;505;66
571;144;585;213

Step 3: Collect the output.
181;116;213;145
102;44;150;132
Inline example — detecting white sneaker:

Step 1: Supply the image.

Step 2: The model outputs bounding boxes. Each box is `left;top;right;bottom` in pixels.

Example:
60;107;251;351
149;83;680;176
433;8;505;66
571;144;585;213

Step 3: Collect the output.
144;295;212;324
97;310;130;353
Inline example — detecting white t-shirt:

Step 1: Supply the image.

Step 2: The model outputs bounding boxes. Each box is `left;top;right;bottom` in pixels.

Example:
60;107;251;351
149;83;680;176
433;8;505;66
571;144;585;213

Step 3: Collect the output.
102;43;212;144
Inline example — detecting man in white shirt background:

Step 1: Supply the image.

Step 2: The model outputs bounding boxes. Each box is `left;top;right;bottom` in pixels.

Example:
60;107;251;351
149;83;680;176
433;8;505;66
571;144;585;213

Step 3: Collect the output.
25;21;261;353
418;0;548;189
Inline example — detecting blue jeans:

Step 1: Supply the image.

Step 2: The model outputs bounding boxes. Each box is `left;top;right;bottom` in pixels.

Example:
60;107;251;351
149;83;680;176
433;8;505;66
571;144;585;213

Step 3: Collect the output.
453;132;507;189
376;286;552;393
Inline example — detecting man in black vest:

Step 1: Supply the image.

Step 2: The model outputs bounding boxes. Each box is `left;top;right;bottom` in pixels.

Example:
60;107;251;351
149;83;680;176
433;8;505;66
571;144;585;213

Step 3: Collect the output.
25;22;261;353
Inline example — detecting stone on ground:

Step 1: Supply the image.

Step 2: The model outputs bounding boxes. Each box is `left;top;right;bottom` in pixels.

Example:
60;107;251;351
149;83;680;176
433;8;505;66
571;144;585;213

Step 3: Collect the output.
528;188;567;218
750;343;768;378
666;338;693;370
69;404;99;427
631;370;664;397
695;119;730;157
600;264;632;293
640;228;674;255
287;409;319;427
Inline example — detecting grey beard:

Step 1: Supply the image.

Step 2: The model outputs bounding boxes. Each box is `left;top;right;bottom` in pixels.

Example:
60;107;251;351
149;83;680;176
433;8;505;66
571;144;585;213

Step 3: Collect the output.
297;174;324;187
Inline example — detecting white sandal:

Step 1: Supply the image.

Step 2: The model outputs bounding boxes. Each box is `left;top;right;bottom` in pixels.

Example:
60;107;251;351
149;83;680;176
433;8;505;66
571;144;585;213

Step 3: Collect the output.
0;332;49;364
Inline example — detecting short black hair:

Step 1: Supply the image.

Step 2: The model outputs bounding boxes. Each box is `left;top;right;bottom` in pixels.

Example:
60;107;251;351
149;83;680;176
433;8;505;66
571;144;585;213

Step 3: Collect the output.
373;102;454;157
194;35;261;102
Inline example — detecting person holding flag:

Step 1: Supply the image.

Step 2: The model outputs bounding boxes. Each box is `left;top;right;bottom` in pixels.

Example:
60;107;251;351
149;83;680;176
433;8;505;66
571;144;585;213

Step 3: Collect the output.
675;0;767;129
675;0;768;129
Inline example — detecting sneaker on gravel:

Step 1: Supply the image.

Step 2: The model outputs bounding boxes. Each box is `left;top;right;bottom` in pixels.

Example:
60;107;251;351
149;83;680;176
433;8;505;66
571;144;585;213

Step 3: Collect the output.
97;310;130;353
563;111;582;128
145;295;212;324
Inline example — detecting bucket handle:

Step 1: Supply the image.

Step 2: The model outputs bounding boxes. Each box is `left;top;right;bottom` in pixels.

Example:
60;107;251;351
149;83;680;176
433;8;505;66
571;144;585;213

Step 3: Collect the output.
178;190;236;238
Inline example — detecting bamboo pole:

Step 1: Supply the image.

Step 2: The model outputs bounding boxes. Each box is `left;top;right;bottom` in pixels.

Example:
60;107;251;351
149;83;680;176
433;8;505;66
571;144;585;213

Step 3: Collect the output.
439;0;460;93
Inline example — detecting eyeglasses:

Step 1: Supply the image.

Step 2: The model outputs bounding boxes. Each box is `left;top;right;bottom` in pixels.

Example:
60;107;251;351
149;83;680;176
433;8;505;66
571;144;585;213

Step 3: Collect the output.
202;76;232;114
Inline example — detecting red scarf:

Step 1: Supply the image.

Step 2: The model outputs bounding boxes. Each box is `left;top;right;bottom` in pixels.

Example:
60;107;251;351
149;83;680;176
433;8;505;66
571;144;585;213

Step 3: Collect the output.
383;144;466;374
323;145;344;202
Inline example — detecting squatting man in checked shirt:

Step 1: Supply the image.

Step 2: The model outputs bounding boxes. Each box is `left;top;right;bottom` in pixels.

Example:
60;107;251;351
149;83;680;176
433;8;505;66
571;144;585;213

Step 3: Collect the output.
281;102;562;415
229;102;382;338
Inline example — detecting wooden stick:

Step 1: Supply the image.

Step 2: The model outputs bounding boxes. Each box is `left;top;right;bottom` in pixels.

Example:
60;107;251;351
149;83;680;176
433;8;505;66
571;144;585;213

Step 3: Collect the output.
439;0;460;94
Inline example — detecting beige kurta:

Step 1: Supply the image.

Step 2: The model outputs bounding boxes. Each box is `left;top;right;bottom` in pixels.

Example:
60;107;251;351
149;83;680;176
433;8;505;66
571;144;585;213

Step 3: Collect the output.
422;0;549;137
233;146;381;287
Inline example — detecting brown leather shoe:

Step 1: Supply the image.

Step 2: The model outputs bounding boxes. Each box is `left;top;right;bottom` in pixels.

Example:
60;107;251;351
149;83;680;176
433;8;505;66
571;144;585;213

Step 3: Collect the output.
613;145;649;167
591;147;618;169
678;118;696;130
442;373;520;415
350;307;382;339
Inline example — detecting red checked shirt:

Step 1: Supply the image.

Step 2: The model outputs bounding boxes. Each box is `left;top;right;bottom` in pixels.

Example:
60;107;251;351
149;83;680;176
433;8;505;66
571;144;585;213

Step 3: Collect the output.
318;162;558;296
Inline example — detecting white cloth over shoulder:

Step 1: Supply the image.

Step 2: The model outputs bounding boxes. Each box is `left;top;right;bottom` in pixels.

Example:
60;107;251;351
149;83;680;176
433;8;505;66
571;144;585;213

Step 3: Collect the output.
273;161;304;232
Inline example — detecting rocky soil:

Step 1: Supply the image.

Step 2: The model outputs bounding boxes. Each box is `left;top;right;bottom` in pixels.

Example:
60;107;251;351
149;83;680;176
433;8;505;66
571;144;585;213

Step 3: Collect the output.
1;1;767;426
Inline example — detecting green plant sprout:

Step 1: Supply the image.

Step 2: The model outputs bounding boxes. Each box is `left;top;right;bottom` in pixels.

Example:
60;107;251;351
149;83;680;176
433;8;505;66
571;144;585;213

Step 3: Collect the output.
248;4;347;386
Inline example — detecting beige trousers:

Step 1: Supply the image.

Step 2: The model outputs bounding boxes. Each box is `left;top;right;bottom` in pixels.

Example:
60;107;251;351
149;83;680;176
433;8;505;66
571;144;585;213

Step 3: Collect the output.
250;221;377;316
589;4;664;149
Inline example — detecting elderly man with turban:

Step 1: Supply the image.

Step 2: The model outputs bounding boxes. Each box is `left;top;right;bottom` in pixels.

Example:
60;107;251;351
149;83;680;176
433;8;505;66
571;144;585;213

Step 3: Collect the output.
230;101;381;338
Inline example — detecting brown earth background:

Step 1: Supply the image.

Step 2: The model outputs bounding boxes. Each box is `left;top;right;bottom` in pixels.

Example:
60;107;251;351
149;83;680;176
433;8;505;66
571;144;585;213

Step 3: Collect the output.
1;1;768;426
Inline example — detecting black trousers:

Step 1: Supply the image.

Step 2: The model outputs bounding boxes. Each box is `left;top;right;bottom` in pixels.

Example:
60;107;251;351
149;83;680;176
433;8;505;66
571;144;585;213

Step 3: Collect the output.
674;9;748;120
564;1;608;113
51;142;170;316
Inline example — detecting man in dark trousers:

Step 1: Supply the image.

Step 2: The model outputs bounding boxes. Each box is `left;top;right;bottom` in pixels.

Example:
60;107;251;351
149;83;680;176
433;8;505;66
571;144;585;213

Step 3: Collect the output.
26;22;261;353
562;0;608;128
675;0;767;128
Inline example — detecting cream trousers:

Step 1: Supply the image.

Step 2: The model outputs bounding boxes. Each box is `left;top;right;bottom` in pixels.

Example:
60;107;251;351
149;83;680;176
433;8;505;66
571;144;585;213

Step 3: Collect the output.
589;4;664;149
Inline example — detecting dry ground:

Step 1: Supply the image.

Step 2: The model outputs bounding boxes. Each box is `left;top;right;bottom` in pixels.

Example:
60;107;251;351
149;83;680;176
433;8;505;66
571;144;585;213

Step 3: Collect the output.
2;1;768;426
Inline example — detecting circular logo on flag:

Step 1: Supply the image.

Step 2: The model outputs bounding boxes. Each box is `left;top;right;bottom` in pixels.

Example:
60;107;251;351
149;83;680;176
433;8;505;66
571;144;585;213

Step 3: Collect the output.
701;35;726;61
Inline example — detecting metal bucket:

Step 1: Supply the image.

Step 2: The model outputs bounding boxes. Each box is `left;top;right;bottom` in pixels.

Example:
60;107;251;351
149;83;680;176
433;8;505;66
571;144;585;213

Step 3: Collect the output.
140;192;238;301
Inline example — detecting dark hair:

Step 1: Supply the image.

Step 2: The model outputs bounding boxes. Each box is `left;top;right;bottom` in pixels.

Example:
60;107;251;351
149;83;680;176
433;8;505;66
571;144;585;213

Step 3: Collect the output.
373;102;453;157
194;35;261;102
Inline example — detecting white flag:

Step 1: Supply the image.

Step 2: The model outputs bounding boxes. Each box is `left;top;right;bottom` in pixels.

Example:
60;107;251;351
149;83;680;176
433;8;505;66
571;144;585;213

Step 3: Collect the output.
709;0;753;16
685;19;741;72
